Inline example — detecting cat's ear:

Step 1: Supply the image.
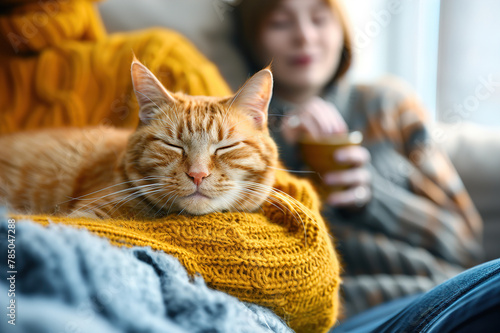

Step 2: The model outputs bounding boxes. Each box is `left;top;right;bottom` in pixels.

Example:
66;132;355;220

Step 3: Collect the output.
131;56;176;124
230;68;273;130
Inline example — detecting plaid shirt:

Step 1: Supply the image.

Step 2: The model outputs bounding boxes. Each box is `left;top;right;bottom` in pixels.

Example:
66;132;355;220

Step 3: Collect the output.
268;76;483;318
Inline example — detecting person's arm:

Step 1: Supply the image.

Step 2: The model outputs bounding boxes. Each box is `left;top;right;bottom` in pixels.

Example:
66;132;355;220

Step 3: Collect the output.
335;81;483;268
270;83;482;267
350;163;482;267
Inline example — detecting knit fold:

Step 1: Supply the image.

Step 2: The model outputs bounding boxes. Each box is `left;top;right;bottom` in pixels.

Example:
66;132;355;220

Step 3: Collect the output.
0;0;106;54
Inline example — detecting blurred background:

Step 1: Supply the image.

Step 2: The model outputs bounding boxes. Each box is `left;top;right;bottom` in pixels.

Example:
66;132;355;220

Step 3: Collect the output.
99;0;500;259
99;0;500;127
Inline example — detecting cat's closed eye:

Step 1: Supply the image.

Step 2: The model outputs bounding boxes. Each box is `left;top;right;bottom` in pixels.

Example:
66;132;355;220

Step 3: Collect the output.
215;142;240;155
155;139;184;154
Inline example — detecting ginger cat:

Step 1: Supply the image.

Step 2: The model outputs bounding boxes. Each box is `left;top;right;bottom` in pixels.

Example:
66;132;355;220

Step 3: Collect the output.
0;59;278;219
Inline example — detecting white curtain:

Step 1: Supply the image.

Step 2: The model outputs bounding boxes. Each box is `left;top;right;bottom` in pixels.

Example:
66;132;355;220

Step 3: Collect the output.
345;0;500;127
437;0;500;128
344;0;440;119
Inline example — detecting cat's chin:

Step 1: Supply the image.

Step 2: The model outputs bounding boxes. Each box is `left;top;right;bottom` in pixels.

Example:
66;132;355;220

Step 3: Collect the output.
178;195;218;215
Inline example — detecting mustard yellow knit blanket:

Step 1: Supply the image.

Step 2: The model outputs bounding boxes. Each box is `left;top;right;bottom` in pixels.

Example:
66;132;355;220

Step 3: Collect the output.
16;170;341;333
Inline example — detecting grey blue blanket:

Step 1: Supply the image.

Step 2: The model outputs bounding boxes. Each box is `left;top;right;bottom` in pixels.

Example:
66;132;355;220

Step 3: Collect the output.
0;210;292;333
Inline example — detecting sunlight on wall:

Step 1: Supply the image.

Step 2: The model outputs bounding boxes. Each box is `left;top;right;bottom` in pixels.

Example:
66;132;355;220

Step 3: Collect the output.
343;0;440;120
100;0;500;127
345;0;500;127
438;0;500;128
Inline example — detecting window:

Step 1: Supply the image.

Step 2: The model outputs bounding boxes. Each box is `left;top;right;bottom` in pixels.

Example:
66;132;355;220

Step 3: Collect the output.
345;0;500;127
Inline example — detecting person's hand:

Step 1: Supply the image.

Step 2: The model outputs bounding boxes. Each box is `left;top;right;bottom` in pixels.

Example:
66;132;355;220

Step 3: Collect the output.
282;97;348;144
323;145;372;209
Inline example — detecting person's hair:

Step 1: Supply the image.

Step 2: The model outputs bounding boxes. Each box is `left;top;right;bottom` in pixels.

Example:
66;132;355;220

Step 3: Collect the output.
234;0;353;83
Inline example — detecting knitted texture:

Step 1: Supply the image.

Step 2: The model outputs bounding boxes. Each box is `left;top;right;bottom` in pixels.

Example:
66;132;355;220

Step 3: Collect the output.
0;0;231;134
0;213;293;333
16;170;341;333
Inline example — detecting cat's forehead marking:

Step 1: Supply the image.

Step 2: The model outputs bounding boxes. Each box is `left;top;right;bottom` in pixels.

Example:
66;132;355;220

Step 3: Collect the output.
166;98;229;143
152;94;249;144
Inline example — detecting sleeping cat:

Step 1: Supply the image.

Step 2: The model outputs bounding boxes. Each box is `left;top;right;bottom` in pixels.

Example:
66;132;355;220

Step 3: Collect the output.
0;58;279;219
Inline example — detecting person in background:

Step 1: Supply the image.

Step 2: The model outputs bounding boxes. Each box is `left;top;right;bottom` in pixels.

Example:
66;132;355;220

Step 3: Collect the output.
235;0;483;318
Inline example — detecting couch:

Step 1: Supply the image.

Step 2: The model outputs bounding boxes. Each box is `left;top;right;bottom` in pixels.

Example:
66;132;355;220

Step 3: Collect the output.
432;122;500;261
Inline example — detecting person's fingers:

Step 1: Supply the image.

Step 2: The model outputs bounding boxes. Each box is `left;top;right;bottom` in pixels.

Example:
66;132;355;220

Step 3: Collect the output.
334;146;371;166
283;98;350;143
282;111;329;143
326;185;372;208
303;104;332;137
300;116;322;140
329;105;348;133
323;168;371;187
314;98;348;134
311;98;347;135
300;98;347;137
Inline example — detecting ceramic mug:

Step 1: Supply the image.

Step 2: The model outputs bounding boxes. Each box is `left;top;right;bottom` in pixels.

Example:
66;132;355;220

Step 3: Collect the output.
299;131;363;193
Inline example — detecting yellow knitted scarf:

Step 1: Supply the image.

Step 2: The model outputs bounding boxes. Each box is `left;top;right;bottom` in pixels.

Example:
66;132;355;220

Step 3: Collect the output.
16;170;340;333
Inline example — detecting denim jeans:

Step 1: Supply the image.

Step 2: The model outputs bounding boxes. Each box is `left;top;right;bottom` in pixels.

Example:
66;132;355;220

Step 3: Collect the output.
332;258;500;332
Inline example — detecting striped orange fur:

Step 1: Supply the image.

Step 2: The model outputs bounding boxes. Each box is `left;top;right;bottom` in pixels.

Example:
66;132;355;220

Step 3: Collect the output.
0;60;278;219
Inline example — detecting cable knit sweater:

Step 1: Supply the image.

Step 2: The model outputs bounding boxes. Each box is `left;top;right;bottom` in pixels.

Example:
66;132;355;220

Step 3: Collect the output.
0;0;231;134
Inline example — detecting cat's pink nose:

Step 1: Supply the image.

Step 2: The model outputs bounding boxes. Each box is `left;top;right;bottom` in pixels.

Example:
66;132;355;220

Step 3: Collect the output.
188;171;209;186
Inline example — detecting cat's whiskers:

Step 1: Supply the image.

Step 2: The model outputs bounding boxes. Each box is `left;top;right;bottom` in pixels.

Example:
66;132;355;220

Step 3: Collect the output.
75;182;164;209
235;186;300;230
229;187;265;211
215;195;234;212
230;195;262;224
145;191;172;215
266;165;319;175
134;190;173;216
236;187;286;216
107;186;169;217
249;183;312;219
106;186;161;213
166;195;179;215
243;181;337;244
219;184;283;227
213;193;242;216
225;190;259;217
76;186;162;216
203;200;219;216
235;181;313;245
229;192;266;224
59;176;167;203
72;182;165;215
152;192;178;217
111;182;177;216
177;206;187;216
143;189;178;217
